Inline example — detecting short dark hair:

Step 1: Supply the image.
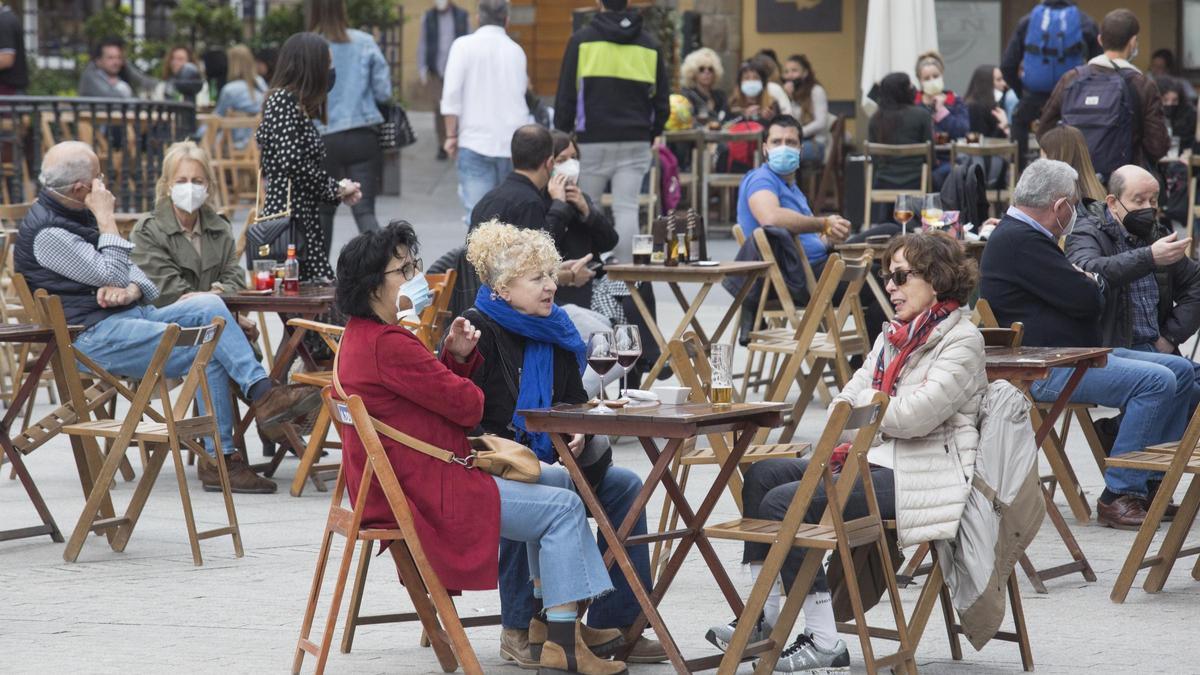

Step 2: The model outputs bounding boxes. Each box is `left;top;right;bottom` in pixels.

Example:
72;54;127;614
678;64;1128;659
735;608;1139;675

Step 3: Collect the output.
269;32;332;122
1100;9;1139;51
550;129;578;160
1152;48;1178;73
335;221;422;320
601;0;629;10
764;114;802;141
93;37;125;60
882;232;979;305
511;124;554;171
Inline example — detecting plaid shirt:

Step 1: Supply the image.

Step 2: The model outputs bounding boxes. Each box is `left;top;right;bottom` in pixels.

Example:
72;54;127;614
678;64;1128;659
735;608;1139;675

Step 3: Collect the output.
1110;220;1160;344
31;229;160;303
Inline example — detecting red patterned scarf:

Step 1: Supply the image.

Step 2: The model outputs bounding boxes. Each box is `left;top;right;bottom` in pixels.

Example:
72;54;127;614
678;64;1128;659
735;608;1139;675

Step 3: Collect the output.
872;300;961;395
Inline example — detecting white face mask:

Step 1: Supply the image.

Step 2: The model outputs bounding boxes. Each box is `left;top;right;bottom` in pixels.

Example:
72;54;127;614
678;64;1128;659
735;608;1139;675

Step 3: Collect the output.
994;88;1005;103
921;76;945;96
552;158;580;182
1055;199;1078;237
740;79;764;98
170;182;207;214
435;0;449;10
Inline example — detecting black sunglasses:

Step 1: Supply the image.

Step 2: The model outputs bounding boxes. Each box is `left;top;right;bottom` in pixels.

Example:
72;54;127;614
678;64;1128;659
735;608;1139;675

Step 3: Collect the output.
882;268;920;286
698;66;715;73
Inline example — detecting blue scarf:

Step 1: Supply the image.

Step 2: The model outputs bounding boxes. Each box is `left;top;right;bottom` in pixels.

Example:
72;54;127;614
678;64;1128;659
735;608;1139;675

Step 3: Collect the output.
475;285;587;462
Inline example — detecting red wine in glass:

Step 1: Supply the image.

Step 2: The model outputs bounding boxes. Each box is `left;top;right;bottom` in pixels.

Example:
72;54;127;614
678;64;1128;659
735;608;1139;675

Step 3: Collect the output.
588;355;618;375
616;351;640;368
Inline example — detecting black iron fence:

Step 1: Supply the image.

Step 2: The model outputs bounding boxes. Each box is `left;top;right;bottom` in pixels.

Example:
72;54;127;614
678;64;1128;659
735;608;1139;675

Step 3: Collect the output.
0;96;194;211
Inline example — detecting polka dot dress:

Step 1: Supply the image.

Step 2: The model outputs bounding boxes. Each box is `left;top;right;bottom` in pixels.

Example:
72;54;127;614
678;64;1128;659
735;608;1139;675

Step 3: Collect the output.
256;89;341;281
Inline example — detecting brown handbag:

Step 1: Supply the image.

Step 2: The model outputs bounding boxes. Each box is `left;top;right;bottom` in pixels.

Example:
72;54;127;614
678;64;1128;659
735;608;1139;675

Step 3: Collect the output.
331;346;541;483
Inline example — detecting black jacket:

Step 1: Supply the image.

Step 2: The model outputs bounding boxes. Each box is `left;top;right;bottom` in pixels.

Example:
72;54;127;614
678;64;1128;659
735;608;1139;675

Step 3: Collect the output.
1065;205;1200;348
554;190;617;308
1000;1;1102;98
554;10;670;143
980;213;1104;347
462;307;612;483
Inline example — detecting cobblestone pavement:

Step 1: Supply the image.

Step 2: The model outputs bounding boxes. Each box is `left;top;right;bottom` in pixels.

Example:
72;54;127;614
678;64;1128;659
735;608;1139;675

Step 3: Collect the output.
2;114;1197;674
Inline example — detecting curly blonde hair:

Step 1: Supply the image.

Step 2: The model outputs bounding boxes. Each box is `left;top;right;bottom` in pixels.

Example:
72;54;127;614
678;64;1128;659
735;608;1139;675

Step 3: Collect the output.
466;219;561;290
680;47;723;89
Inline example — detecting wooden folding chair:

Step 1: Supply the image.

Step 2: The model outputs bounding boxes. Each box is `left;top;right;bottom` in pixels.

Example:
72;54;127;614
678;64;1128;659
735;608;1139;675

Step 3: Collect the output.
205;114;261;207
650;332;812;580
40;293;243;565
708;391;917;675
295;388;500;674
863;142;933;222
809;115;847;215
287;319;345;497
409;270;456;353
705;130;764;226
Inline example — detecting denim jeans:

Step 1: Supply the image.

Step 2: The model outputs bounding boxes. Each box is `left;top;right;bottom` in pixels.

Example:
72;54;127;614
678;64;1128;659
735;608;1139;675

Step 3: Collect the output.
320;126;383;243
457;147;512;222
800;139;825;163
578;141;653;263
72;294;268;456
1129;342;1200;412
741;458;896;594
1030;348;1193;497
500;465;649;629
494;464;615;613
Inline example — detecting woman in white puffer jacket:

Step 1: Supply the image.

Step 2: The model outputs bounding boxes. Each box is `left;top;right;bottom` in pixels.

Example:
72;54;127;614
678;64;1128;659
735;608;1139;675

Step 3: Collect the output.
705;232;987;672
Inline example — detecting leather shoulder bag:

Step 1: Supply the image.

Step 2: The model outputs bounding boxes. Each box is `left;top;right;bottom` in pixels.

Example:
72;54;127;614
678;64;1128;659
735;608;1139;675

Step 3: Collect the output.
245;171;300;266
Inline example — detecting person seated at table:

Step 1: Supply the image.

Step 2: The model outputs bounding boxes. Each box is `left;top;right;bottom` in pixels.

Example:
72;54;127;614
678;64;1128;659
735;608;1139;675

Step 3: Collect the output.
868;73;933;222
962;65;1010;140
729;60;780;125
680;47;729;127
152;44;211;106
706;232;987;672
914;51;968;189
980;158;1193;529
130;140;259;345
15;141;319;495
333;221;625;675
214;44;269;149
1065;164;1200;396
460;220;666;666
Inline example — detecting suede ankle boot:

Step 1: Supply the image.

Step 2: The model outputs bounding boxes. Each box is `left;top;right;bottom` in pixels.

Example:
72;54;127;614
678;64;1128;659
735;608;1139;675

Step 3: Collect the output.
529;612;624;659
537;620;627;675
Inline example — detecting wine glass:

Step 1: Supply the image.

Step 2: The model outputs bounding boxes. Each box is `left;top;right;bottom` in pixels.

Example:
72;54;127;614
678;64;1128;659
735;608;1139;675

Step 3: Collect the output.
586;331;617;413
921;193;944;231
893;195;915;235
613;324;642;396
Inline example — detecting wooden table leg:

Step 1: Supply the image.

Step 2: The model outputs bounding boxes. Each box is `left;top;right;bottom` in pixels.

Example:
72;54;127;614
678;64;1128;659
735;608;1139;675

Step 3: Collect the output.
638;282;713;386
624;281;670;389
669;283;711;346
710;269;764;345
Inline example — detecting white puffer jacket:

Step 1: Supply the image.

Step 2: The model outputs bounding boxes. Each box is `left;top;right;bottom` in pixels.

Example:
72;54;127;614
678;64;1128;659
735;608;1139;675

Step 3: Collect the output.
834;308;987;548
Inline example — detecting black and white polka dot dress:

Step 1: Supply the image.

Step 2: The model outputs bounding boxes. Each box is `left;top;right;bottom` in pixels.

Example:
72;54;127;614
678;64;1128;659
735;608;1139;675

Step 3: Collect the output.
256;89;341;281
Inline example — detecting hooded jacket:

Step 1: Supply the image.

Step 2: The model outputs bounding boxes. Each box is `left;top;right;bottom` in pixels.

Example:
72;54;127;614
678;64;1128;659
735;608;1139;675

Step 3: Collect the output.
553;10;670;144
1065;204;1200;348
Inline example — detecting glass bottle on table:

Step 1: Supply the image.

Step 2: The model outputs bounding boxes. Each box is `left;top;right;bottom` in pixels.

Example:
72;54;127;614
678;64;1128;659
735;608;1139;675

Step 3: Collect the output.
586;331;617;413
613;324;642;396
893;195;915;235
283;244;300;295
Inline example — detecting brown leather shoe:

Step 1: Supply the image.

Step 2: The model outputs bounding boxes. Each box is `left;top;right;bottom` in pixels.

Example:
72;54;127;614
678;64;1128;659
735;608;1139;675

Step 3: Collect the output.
529;616;623;659
199;453;277;494
254;384;321;441
500;628;539;670
623;633;667;664
538;620;627;675
1096;495;1151;531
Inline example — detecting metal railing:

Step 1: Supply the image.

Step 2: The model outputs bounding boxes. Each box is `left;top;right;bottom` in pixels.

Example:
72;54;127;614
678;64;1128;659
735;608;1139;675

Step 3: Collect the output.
0;96;194;210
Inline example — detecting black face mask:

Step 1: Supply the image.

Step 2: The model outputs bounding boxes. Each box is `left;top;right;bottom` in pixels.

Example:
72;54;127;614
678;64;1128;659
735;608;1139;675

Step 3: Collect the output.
1163;104;1178;119
1119;201;1158;240
327;68;337;92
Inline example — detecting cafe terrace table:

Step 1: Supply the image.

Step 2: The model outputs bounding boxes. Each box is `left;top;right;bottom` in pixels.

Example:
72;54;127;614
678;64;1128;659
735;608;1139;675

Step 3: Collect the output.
220;285;337;475
835;240;986;320
521;401;789;673
0;324;82;544
604;261;771;389
985;345;1110;593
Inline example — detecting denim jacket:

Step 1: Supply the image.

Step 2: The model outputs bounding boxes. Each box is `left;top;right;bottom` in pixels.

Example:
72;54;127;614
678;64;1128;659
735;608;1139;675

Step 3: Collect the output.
214;76;268;148
316;29;391;135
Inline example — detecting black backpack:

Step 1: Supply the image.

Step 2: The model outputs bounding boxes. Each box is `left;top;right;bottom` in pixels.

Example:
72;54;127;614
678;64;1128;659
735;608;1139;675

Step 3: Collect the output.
1059;63;1140;178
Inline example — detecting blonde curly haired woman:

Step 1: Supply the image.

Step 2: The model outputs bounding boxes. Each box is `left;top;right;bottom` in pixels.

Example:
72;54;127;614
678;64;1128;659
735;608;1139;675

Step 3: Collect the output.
680;47;729;125
463;220;666;666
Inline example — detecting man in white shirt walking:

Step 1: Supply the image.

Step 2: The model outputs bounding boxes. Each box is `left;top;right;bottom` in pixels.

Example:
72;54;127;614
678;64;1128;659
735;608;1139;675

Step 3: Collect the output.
440;0;529;223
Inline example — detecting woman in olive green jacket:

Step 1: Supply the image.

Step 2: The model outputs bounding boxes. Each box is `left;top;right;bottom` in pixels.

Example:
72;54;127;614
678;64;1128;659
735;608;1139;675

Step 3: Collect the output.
131;140;259;341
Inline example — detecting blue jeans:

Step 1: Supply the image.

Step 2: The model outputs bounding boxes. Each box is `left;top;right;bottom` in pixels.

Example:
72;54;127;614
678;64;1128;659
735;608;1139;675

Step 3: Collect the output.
800;139;825;163
457;147;512;222
494;465;614;613
500;465;649;630
1130;342;1200;412
578;141;653;263
1030;348;1193;497
72;294;268;456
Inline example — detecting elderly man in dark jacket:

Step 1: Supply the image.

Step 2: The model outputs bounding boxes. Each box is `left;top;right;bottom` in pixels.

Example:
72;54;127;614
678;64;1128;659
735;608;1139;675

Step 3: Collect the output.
1066;164;1200;397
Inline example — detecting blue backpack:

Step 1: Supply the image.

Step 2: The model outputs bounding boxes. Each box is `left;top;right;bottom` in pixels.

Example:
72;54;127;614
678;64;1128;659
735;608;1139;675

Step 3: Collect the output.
1059;64;1140;177
1022;3;1085;94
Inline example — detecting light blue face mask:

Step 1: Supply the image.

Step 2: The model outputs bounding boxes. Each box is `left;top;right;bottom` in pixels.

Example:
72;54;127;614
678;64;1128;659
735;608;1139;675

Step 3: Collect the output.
396;271;432;320
766;145;801;175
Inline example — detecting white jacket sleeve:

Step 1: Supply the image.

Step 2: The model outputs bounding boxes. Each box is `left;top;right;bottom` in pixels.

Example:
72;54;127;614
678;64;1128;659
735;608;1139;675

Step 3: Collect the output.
802;84;830;139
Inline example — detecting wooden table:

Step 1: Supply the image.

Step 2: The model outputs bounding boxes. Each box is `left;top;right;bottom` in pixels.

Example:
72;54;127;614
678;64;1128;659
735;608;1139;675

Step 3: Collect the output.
522;401;789;673
835;240;986;320
0;324;80;544
985;346;1110;593
604;261;770;389
221;285;337;476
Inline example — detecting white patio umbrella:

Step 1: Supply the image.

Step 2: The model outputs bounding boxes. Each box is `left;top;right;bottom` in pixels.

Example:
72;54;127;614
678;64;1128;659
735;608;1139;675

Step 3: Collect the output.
860;0;941;115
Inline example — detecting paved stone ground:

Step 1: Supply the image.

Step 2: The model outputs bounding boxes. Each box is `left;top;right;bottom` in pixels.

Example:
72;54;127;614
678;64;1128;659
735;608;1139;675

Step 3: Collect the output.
2;113;1199;674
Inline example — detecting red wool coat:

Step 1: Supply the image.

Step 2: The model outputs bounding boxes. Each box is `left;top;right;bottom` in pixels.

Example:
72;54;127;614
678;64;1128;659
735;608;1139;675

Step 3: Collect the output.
335;316;501;591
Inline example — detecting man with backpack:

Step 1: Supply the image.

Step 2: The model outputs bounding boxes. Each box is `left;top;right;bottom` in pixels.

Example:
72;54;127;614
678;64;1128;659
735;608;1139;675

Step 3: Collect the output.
1037;9;1169;181
1000;0;1101;170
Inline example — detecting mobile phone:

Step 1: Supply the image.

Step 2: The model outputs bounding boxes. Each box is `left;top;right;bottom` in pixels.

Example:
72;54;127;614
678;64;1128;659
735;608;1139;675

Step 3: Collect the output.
587;260;604;272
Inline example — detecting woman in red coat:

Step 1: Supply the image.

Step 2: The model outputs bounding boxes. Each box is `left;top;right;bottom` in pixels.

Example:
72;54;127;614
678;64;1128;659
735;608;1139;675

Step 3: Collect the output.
332;221;624;675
